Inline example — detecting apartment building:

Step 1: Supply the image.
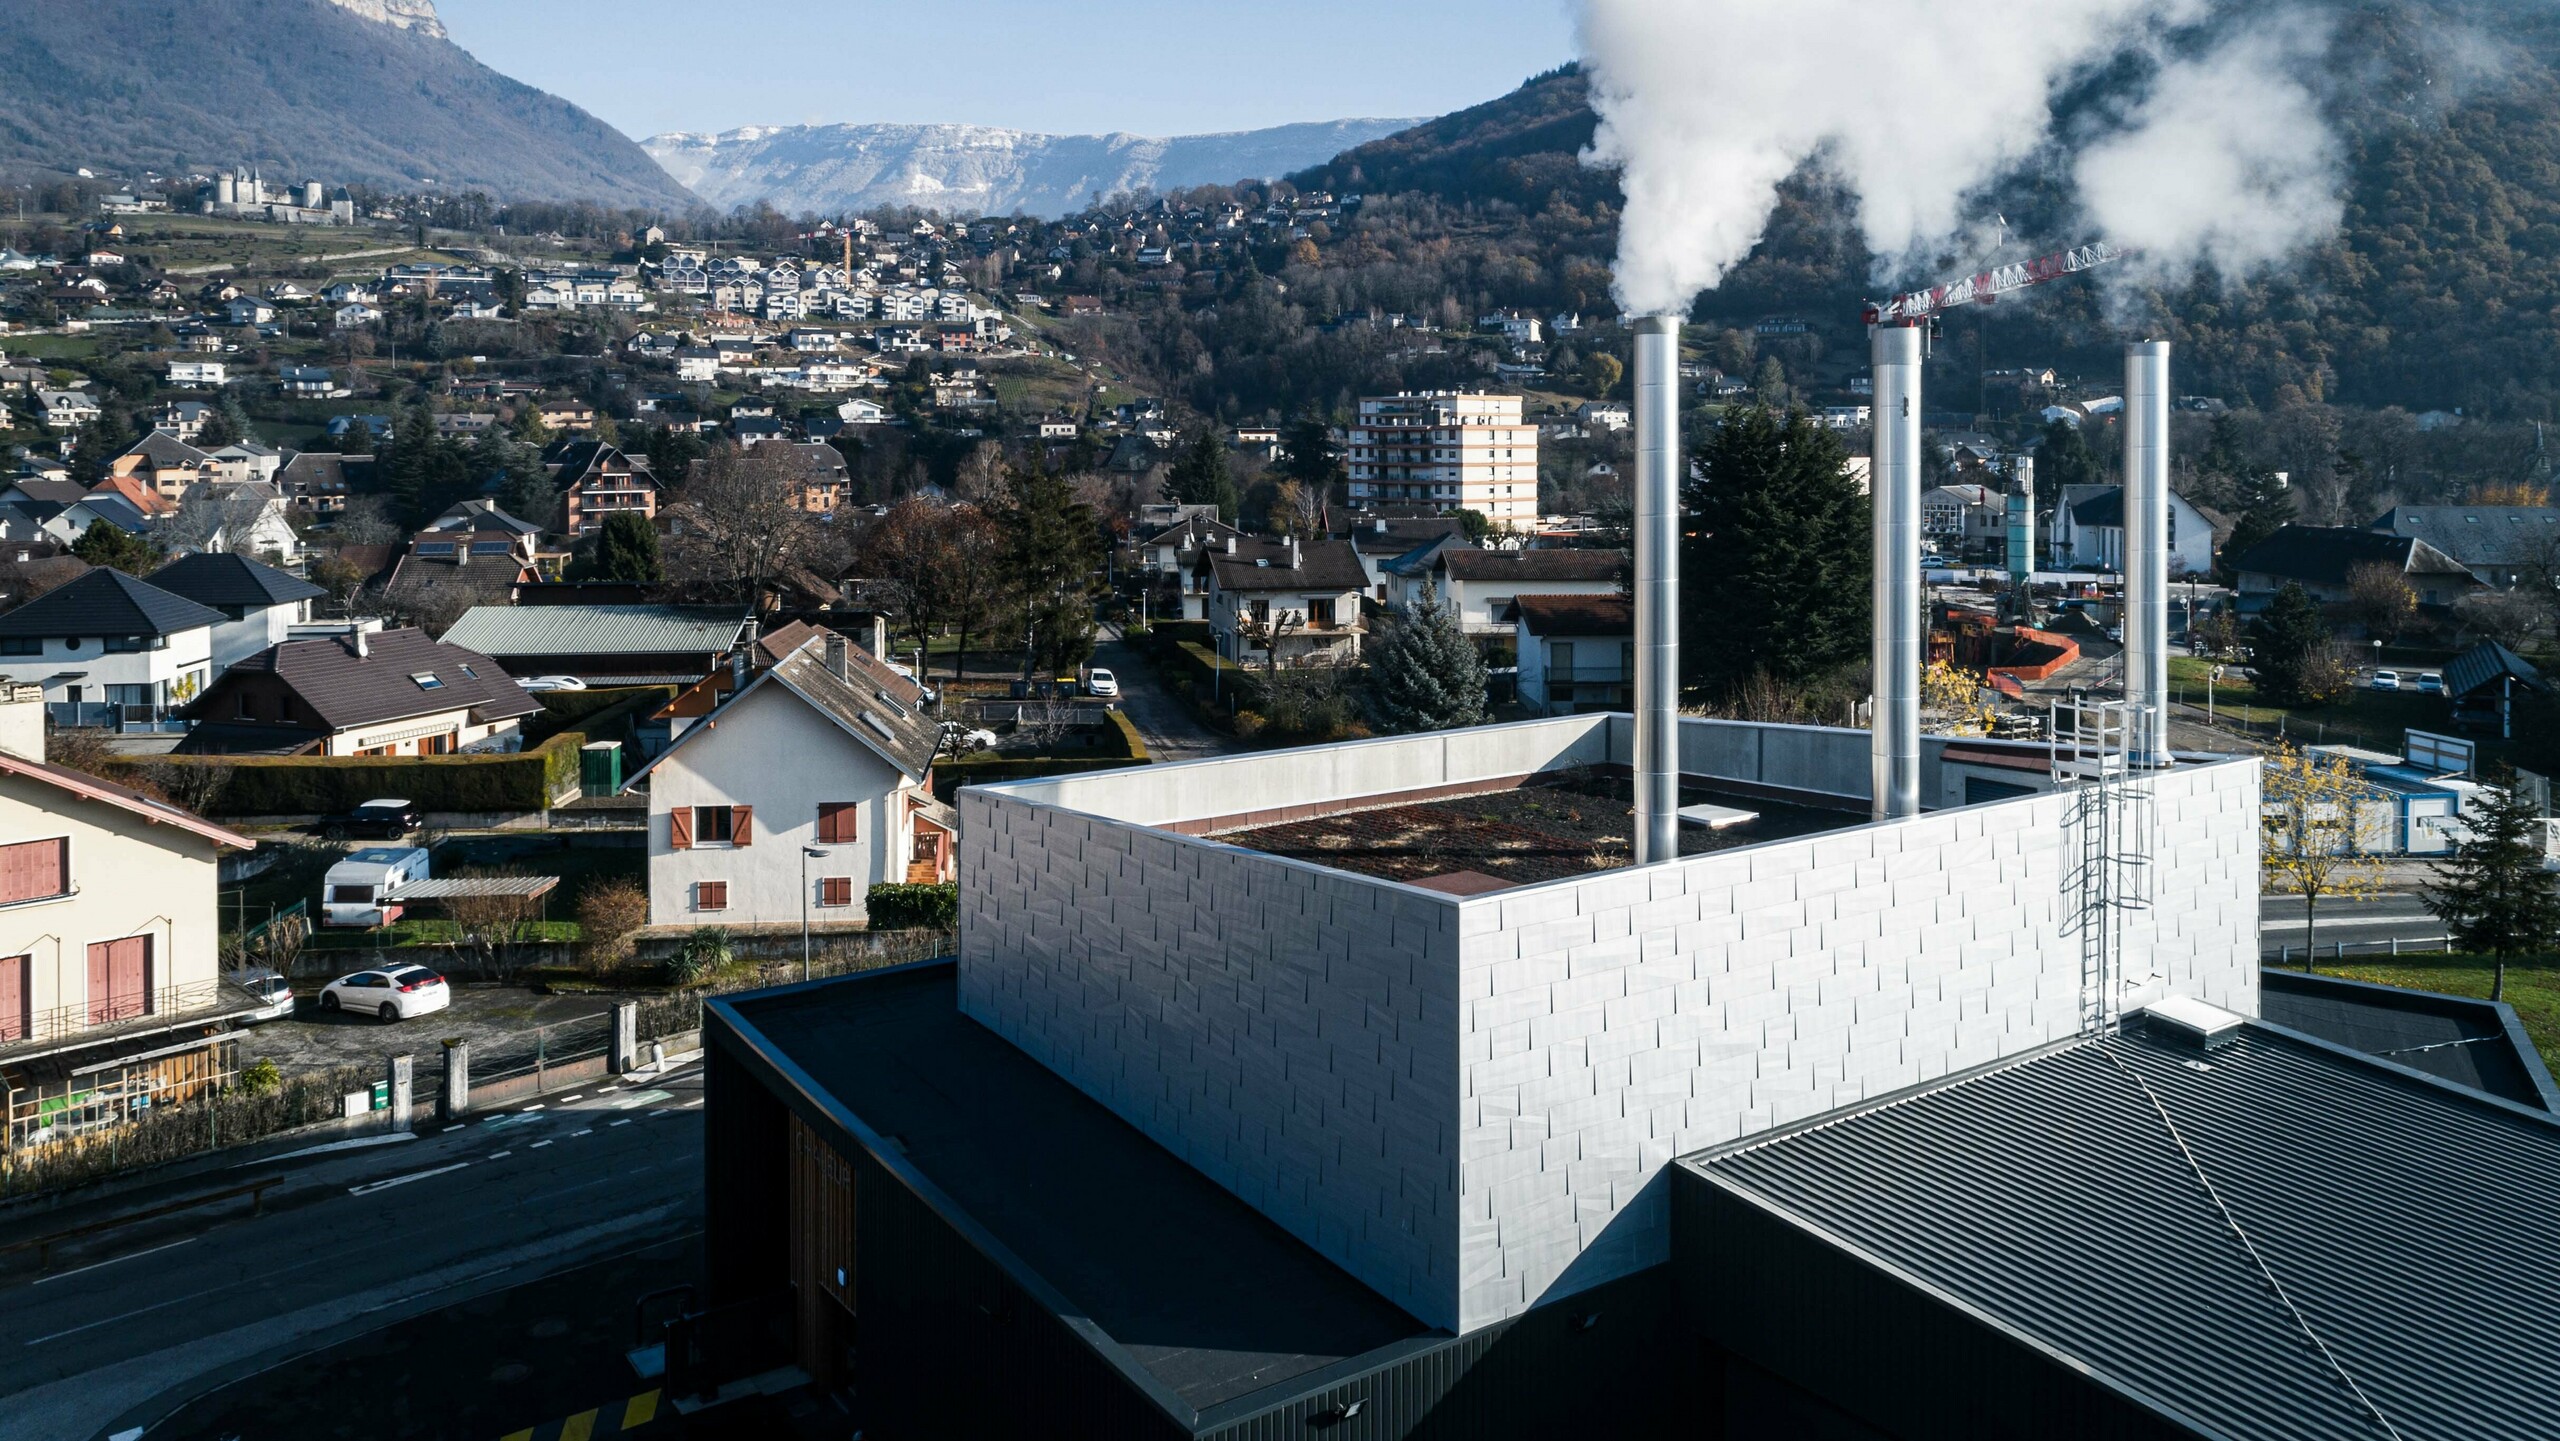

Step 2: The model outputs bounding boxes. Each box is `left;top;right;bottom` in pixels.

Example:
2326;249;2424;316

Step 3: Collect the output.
1347;391;1539;532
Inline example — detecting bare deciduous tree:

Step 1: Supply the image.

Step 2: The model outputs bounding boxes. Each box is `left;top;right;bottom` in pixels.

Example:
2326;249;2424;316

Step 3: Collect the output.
665;442;817;605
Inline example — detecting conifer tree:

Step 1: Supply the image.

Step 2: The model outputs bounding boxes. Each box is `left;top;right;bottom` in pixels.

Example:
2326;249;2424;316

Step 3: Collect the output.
1364;583;1487;733
2426;769;2560;1001
1681;406;1868;699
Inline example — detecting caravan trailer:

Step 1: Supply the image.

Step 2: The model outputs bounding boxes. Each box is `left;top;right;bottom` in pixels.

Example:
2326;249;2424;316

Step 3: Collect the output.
321;846;430;928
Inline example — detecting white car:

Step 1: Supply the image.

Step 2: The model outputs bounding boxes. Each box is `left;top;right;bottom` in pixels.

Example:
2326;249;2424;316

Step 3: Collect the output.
318;965;450;1022
1086;667;1120;698
2371;669;2402;692
518;676;587;693
233;969;296;1023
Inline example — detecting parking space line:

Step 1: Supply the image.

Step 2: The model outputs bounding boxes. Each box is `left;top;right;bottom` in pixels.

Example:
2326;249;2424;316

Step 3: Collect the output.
558;1095;584;1104
348;1162;469;1196
609;1119;633;1127
487;1151;511;1159
570;1128;592;1137
32;1236;194;1285
530;1140;552;1149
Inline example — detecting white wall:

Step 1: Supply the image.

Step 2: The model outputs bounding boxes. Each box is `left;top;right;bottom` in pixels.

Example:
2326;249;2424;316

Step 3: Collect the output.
207;599;309;672
959;720;2262;1334
0;629;212;708
0;773;228;1042
646;681;911;927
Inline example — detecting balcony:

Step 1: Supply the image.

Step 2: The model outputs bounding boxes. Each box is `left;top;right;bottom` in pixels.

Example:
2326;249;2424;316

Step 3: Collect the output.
0;977;264;1065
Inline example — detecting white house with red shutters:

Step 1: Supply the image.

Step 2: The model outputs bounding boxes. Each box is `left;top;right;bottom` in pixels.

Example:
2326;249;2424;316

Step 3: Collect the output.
628;631;951;930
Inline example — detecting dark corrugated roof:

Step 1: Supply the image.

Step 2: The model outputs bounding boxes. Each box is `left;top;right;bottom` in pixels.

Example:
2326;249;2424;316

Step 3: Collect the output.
2234;525;2474;588
2442;640;2548;701
189;626;540;733
1439;548;1628;583
0;567;225;638
2259;969;2559;1111
1207;537;1370;593
150;552;327;610
2370;505;2560;567
1690;1021;2560;1441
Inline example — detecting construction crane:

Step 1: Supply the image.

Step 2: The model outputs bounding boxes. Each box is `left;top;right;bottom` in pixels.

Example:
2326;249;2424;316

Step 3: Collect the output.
1862;240;2129;326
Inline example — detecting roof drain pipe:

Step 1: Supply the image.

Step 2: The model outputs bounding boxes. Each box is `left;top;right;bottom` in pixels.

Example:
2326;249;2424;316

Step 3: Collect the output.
1631;315;1681;866
2123;340;2173;768
1870;323;1923;822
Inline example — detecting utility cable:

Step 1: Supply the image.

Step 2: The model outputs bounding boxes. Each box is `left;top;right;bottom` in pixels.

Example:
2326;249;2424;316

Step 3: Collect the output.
2095;1040;2405;1441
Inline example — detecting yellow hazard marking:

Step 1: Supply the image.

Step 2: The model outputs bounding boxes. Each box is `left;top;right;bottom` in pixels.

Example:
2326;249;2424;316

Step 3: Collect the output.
558;1409;597;1441
500;1432;534;1441
621;1390;660;1428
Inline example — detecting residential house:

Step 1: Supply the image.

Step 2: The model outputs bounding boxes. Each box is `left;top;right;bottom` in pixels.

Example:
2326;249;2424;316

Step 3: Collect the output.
147;552;327;670
0;479;151;549
204;440;282;486
176;481;301;563
38;391;100;429
1513;595;1634;715
2051;484;2218;577
628;631;949;929
2368;505;2560;589
2231;525;2479;616
675;348;720;383
1140;513;1243;621
433;413;498;438
155;400;214;438
166;360;226;389
1921;483;2007;561
277;366;343;399
0;568;219;725
1205;537;1370;667
1392;547;1628;640
111;431;218;501
536;401;598;432
439;604;755;686
331;303;381;328
276;451;368;515
836;397;889;425
733;417;786;448
1342;515;1470;597
551;442;660;536
177;625;538;757
0;685;261;1147
773;442;852;514
1348;392;1540;531
224;297;275;326
417;500;542;564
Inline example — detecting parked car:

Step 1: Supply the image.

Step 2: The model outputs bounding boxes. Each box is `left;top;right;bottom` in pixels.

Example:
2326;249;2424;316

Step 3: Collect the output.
231;968;295;1023
319;965;450;1022
311;798;420;841
518;675;587;693
2371;669;2402;692
1085;667;1120;698
2416;672;2445;695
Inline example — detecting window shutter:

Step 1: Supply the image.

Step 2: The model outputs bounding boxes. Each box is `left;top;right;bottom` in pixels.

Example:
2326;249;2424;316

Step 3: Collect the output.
820;876;852;907
669;807;693;850
698;881;726;911
733;805;754;846
819;803;857;844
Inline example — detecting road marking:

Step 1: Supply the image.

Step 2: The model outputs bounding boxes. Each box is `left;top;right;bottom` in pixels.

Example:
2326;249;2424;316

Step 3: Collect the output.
25;1280;231;1344
558;1094;585;1103
531;1139;553;1148
520;1103;546;1111
235;1130;418;1166
609;1089;671;1110
570;1128;593;1137
609;1119;633;1127
347;1162;469;1196
648;1109;671;1117
680;1099;703;1109
32;1235;194;1285
488;1150;511;1159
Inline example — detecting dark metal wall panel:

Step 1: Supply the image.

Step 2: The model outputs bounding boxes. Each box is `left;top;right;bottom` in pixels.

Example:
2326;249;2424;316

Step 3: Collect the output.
1672;1168;2204;1441
854;1145;1192;1441
1198;1268;1679;1441
703;1029;789;1306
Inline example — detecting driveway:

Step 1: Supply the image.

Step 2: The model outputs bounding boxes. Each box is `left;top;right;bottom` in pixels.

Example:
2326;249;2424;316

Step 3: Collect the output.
235;980;621;1073
1095;623;1236;763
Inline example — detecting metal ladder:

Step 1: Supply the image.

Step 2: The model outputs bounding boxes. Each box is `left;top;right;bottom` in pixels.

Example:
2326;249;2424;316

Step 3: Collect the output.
2050;698;2158;1036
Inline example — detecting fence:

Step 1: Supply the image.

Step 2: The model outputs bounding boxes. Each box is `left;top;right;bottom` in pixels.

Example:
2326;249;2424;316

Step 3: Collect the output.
1;1059;382;1201
2267;935;2457;967
2169;697;2405;754
463;1011;615;1109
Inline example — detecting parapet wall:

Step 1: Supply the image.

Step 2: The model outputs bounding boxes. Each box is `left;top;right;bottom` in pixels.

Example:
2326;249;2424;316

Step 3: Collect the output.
959;718;2260;1334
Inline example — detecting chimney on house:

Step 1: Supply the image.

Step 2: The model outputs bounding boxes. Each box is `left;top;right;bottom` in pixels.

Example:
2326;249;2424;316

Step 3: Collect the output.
1225;536;1237;555
1374;517;1388;535
823;631;851;682
1289;536;1302;569
354;627;368;659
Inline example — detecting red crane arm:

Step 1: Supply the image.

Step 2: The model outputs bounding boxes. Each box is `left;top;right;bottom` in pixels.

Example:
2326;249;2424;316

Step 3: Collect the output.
1862;241;2129;325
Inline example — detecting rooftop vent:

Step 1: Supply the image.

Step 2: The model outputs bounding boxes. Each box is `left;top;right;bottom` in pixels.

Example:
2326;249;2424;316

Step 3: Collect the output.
2140;995;2245;1052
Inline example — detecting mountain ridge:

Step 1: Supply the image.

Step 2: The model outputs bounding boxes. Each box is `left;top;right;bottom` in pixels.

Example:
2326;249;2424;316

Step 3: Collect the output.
648;117;1424;218
0;0;692;209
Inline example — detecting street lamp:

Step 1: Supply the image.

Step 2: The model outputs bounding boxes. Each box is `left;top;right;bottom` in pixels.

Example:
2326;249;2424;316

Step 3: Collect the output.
2207;664;2225;727
2371;638;2384;679
801;845;830;982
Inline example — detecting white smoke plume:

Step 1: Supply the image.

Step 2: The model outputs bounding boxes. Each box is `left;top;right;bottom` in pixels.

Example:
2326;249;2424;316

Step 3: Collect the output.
1578;0;2340;317
2075;16;2343;284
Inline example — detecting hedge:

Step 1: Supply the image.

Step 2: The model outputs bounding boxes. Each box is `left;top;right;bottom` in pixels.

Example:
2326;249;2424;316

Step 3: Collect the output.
1098;709;1148;761
1145;620;1213;654
1170;640;1263;710
865;882;957;931
113;729;590;816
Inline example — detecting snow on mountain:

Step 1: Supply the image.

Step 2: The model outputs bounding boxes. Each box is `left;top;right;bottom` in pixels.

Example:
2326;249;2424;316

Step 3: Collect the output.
646;117;1423;217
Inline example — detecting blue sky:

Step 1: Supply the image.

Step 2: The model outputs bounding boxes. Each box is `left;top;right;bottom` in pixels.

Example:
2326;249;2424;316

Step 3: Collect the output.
435;0;1577;141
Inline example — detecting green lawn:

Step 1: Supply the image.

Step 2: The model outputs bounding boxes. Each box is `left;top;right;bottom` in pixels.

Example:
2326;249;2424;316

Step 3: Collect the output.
2303;952;2560;1074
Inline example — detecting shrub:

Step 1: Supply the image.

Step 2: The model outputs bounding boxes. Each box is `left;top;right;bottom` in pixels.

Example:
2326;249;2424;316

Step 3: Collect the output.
576;877;649;966
1232;709;1267;739
239;1058;281;1095
669;926;731;985
1097;709;1149;760
866;882;957;932
107;730;588;815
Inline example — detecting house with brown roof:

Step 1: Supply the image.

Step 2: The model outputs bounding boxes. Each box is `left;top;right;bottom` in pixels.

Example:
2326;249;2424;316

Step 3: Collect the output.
2231;525;2478;617
1512;594;1632;715
175;626;539;757
1391;546;1628;637
549;441;659;536
1205;536;1370;668
627;630;951;930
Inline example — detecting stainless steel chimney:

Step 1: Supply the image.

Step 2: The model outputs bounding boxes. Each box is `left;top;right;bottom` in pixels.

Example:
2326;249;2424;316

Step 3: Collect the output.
2123;341;2171;763
1870;324;1922;821
1632;316;1681;865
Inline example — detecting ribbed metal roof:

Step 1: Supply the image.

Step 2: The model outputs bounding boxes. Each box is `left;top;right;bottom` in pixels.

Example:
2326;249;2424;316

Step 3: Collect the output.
441;604;752;657
1689;1024;2560;1441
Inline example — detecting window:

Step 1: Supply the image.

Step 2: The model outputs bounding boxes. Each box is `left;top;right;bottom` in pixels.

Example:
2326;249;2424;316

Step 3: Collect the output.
103;635;152;654
0;638;39;657
236;693;256;720
0;838;69;906
818;876;854;907
411;673;443;690
329;884;377;905
696;880;728;911
677;804;751;848
459;664;477;679
817;802;859;844
419;733;456;756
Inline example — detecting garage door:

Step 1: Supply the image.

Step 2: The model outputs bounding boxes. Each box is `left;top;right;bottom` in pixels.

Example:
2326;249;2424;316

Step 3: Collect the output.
86;936;151;1025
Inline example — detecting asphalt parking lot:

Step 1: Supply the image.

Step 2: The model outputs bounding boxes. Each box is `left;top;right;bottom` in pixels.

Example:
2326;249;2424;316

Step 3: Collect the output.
234;980;623;1072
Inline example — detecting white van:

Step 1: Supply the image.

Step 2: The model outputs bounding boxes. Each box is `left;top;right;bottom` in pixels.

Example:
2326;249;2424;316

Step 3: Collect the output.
320;846;431;929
